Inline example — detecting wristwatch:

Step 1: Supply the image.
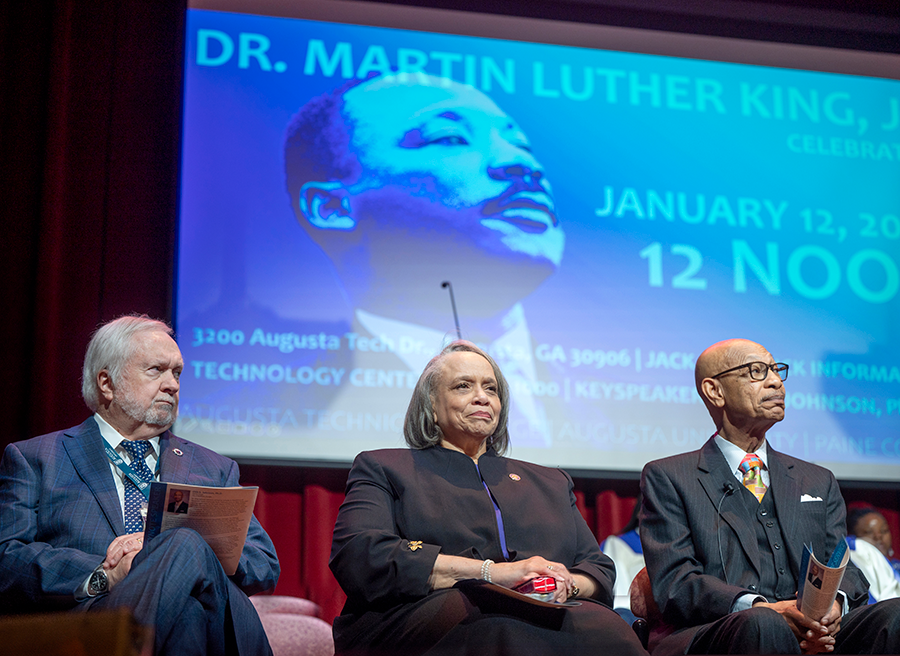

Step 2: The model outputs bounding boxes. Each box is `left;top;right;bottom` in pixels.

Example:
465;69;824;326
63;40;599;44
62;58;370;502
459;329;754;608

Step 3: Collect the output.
88;565;109;596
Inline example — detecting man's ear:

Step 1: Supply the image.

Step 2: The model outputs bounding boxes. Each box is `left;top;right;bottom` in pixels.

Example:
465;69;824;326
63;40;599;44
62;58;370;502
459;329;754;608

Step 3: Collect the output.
700;378;726;408
98;370;115;403
296;181;356;231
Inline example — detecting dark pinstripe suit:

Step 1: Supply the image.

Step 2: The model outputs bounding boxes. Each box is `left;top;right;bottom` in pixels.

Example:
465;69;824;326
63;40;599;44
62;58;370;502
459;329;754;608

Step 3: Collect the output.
0;417;279;655
641;436;899;655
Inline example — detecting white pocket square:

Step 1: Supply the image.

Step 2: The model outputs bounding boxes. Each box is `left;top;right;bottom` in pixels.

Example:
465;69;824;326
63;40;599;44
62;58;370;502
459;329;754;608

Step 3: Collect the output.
800;494;823;502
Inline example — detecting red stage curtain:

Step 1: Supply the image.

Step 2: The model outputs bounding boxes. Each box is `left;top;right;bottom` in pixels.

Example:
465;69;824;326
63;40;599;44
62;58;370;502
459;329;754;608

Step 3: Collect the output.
2;0;185;447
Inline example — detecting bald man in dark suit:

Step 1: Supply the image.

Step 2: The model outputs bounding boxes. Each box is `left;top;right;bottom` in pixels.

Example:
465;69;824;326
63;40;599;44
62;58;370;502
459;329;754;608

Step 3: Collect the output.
640;338;900;655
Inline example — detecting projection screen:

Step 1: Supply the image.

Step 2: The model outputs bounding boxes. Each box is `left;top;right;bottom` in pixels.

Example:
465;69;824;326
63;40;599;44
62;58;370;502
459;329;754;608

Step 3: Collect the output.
176;0;900;479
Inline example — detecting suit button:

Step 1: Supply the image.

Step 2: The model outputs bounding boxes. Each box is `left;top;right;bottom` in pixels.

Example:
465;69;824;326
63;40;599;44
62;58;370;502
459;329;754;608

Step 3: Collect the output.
779;568;785;574
774;543;781;550
760;510;768;516
749;585;757;591
766;521;774;528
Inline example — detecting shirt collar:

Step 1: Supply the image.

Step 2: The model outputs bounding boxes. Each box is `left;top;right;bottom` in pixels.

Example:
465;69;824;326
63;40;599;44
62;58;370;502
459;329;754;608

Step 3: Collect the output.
714;431;768;476
94;413;160;457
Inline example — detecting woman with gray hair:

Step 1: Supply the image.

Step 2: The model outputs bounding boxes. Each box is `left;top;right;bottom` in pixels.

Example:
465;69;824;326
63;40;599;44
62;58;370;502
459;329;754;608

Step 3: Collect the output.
330;341;647;656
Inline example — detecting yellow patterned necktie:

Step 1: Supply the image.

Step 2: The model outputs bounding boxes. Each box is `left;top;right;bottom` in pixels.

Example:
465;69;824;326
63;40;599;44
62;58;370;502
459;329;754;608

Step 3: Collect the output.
739;453;767;502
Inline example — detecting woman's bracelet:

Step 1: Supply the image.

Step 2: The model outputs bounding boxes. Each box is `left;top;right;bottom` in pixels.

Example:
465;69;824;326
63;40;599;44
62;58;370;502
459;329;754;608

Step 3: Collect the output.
481;559;494;583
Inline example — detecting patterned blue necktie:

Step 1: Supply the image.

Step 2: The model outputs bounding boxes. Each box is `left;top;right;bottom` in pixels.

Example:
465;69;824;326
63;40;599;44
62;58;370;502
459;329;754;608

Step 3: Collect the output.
119;439;154;533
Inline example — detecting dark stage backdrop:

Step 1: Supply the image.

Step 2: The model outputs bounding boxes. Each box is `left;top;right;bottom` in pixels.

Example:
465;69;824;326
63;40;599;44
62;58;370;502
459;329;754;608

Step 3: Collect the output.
2;0;899;624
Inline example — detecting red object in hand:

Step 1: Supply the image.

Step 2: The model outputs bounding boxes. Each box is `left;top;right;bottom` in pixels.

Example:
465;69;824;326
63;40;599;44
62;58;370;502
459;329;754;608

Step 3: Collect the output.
514;576;557;594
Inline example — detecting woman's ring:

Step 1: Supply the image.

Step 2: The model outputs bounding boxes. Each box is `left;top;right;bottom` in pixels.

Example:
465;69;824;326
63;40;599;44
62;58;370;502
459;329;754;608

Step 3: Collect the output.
547;565;554;570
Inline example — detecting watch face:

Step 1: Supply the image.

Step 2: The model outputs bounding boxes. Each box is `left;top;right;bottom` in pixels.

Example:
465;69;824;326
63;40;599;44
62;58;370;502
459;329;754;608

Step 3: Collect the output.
90;568;108;595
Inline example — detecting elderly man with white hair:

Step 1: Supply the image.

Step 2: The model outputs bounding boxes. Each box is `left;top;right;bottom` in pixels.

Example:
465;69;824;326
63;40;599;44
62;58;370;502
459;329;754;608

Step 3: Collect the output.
0;314;279;656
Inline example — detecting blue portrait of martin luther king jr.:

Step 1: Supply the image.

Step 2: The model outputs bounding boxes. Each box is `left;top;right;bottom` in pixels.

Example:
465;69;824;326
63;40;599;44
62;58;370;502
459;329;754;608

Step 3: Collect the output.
284;72;565;355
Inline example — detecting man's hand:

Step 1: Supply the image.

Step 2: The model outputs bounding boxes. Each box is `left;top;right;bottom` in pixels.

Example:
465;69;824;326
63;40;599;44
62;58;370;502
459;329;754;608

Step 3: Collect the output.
104;532;145;568
104;550;138;590
801;601;842;654
101;532;145;589
752;599;840;654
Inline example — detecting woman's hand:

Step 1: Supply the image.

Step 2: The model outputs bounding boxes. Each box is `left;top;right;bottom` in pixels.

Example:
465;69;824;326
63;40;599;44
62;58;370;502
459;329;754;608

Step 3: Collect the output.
429;554;595;603
491;556;576;603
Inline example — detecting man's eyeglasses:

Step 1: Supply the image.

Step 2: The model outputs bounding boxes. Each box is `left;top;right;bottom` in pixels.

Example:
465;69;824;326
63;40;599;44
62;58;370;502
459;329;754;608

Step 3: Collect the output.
711;362;789;382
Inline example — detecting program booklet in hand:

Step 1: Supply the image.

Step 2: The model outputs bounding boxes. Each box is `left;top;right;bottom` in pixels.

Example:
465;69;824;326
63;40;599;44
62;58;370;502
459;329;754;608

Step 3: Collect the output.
797;539;850;620
143;482;259;575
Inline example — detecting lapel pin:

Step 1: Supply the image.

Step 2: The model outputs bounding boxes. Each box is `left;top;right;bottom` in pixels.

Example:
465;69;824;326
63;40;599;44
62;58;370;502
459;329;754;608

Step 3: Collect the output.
509;473;521;481
173;448;183;456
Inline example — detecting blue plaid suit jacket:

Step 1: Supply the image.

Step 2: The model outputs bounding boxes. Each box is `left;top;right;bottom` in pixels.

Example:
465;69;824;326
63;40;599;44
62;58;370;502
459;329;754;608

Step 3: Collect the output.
0;416;279;612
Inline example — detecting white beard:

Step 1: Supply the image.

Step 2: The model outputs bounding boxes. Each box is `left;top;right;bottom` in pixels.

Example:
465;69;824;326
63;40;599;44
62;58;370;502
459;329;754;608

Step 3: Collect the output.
118;385;177;429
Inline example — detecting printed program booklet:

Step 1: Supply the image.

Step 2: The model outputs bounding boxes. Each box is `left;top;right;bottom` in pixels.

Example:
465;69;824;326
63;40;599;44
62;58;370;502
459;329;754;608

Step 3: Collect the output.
143;481;259;575
797;539;850;620
453;580;580;630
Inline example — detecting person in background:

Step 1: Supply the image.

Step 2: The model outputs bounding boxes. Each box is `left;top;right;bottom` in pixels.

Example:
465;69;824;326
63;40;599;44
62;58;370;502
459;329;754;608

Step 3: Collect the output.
330;340;648;656
600;493;645;623
0;315;279;656
846;506;900;603
847;506;900;574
